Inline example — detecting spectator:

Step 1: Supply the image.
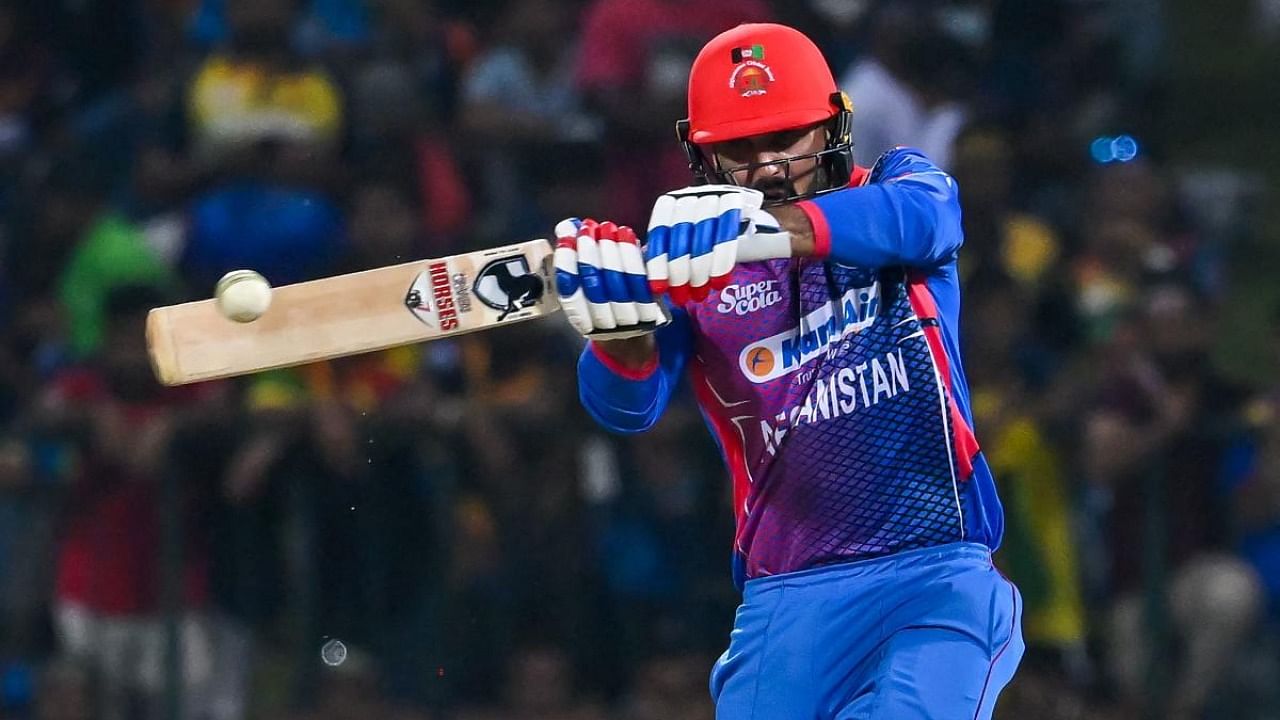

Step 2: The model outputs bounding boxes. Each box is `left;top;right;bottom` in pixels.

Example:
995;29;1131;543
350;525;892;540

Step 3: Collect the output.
189;0;372;59
983;0;1069;124
967;274;1087;655
347;59;471;250
367;0;465;122
39;0;144;109
951;124;1062;291
840;4;969;169
585;400;730;696
43;285;228;720
182;0;346;288
461;0;590;146
221;258;461;710
460;0;595;242
772;0;873;78
573;0;770;227
1070;159;1200;343
1084;288;1263;719
52;161;176;358
453;322;587;655
0;153;175;375
964;272;1092;715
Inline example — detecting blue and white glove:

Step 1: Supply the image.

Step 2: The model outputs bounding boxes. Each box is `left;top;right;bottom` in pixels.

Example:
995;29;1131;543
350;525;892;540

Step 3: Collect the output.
554;218;670;340
642;185;792;304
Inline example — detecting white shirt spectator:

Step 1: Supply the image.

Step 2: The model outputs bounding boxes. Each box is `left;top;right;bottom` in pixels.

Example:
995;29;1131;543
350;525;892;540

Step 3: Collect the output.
464;47;599;141
841;57;967;171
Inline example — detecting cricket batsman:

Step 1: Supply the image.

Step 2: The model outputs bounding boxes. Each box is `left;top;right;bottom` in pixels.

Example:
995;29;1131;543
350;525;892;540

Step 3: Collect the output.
554;23;1024;719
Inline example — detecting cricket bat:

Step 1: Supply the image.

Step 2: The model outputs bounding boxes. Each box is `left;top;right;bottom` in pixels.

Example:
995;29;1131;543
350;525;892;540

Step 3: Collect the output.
147;239;558;386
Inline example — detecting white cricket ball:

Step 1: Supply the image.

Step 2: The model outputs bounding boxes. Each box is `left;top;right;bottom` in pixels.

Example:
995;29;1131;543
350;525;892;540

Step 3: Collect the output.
215;269;273;323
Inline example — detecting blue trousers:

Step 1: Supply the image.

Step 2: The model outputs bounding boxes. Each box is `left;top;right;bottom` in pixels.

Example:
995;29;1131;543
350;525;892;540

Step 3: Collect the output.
710;542;1024;720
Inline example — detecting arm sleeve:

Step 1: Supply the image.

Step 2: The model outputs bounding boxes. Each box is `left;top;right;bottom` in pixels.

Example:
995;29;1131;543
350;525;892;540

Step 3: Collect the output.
797;147;963;268
577;306;693;434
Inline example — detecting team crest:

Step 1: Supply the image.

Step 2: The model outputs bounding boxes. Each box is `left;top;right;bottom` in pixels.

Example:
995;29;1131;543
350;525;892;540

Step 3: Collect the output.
728;44;774;97
473;255;545;320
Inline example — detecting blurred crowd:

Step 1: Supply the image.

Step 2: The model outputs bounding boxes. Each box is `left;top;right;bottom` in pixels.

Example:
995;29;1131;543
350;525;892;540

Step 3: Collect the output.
0;0;1276;718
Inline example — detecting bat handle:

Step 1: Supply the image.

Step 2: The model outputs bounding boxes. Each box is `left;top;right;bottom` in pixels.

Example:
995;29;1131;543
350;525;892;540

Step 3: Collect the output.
736;228;793;262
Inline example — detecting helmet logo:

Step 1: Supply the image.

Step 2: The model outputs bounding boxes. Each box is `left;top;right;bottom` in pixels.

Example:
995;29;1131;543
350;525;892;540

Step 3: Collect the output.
728;44;774;97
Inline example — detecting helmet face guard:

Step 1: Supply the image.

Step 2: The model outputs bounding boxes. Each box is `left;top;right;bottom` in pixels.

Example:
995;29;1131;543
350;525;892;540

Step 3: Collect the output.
677;92;854;207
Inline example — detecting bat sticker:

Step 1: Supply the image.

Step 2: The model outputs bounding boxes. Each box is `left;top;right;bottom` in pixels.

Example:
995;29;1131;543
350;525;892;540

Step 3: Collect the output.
405;262;459;330
473;256;545;320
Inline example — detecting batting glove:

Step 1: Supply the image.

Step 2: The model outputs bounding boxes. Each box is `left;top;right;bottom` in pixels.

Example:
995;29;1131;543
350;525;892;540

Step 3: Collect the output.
642;185;793;304
554;218;670;340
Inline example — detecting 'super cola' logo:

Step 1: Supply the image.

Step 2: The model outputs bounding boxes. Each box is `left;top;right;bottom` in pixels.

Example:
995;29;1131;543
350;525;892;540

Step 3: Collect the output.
717;280;781;315
739;282;880;383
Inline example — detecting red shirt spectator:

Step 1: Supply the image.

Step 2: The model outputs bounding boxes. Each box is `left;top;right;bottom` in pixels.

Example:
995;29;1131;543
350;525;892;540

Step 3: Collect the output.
52;368;217;615
576;0;771;91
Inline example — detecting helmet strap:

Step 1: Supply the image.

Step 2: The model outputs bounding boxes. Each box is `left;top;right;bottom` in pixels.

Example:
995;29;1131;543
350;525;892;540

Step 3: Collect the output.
675;119;712;184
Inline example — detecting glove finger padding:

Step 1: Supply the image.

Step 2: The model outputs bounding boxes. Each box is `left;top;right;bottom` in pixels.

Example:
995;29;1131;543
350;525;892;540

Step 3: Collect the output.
574;220;617;331
644;185;767;303
616;226;666;324
554;217;669;340
709;191;751;290
663;196;696;304
554;218;596;336
595;222;640;327
643;195;674;296
586;302;671;341
686;194;719;301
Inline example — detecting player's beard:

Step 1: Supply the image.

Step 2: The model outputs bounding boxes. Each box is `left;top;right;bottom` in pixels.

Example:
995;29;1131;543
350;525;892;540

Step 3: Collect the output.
751;163;830;205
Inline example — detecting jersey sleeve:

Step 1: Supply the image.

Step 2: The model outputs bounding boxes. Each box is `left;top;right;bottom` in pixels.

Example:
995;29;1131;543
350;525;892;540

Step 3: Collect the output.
577;305;693;433
796;147;963;269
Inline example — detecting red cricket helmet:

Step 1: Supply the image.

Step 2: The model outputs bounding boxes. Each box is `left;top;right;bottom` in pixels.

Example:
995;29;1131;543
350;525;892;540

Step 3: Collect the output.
676;23;854;204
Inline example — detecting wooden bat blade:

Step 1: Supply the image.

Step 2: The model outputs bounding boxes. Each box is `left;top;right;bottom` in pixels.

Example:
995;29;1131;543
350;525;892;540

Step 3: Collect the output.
147;239;559;386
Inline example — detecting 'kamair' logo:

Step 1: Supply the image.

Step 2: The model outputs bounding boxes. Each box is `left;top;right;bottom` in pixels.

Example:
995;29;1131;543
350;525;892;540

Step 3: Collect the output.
728;43;774;97
738;282;880;383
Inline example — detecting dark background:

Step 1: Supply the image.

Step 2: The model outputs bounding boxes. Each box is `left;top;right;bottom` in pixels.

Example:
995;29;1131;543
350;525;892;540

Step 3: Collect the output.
0;0;1278;718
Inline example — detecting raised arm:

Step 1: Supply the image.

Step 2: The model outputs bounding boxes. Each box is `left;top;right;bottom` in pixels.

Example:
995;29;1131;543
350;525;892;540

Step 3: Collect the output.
777;147;963;269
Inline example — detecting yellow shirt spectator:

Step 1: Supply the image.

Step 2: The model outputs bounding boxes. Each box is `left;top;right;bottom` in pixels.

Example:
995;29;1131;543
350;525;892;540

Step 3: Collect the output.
188;54;342;156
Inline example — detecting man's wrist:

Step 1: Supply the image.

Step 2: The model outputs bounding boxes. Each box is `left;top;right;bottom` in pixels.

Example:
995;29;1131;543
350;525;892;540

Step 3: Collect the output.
591;336;659;377
772;204;818;257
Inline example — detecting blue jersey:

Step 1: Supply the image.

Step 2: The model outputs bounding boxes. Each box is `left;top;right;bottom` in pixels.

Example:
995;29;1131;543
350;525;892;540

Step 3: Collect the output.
578;148;1005;588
